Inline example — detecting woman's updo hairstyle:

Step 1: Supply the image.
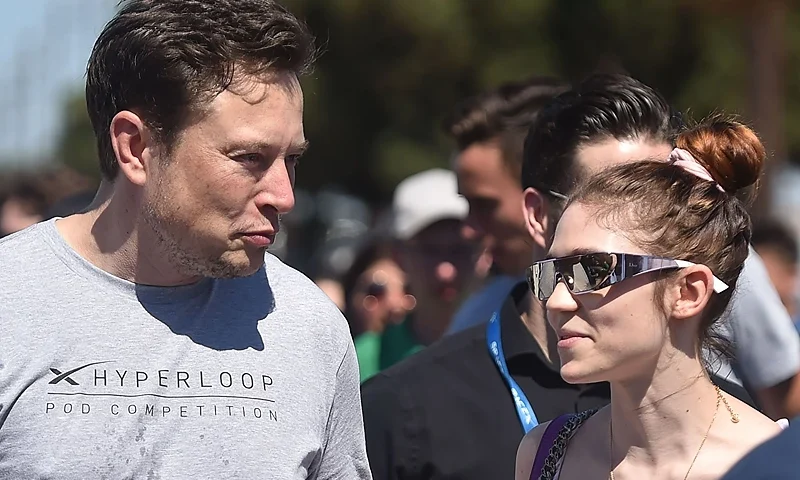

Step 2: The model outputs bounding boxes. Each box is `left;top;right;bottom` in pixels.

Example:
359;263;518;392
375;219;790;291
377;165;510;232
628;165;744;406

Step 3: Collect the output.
569;115;766;357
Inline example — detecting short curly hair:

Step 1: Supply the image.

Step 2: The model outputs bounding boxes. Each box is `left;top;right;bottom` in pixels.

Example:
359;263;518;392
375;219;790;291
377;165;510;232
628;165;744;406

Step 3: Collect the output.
86;0;317;180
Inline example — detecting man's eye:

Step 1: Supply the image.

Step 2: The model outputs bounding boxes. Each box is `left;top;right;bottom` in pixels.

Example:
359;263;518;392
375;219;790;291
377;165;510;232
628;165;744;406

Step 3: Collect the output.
286;154;302;166
235;153;263;164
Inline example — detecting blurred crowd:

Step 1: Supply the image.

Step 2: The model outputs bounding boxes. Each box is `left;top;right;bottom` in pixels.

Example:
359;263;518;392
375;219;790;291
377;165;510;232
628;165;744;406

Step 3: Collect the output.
0;167;95;238
307;175;800;377
288;132;800;387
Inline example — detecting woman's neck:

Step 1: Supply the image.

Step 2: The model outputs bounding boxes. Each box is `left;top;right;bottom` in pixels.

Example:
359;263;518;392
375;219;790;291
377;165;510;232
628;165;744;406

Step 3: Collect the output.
609;353;720;471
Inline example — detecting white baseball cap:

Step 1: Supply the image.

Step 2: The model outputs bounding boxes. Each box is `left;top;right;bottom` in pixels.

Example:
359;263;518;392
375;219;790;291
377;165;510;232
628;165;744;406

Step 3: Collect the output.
392;168;469;240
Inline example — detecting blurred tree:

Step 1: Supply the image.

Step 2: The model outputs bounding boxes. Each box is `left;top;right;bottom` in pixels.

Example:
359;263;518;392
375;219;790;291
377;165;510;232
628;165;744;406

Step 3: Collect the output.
283;0;798;206
54;89;101;183
285;0;557;206
49;0;800;209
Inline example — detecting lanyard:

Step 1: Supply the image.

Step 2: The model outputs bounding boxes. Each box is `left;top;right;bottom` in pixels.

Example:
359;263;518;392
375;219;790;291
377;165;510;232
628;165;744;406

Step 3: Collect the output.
486;311;539;433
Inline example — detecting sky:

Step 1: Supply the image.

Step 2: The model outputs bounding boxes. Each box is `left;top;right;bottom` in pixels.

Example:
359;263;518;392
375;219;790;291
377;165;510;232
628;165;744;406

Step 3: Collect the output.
0;0;115;166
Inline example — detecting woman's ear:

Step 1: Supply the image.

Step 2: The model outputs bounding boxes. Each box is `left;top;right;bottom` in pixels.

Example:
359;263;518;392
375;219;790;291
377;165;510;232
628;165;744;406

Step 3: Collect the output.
668;265;715;320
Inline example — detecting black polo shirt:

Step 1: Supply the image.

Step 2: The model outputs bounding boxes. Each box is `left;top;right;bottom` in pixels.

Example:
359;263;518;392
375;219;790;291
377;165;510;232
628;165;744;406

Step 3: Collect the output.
360;284;610;480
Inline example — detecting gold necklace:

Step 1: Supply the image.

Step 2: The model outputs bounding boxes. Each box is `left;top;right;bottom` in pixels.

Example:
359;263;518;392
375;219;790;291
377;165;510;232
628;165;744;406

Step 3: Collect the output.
608;385;738;480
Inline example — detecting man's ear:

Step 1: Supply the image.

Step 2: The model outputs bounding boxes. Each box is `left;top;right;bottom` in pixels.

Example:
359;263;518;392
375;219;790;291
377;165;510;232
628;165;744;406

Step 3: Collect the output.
522;187;550;251
667;265;715;320
109;110;155;187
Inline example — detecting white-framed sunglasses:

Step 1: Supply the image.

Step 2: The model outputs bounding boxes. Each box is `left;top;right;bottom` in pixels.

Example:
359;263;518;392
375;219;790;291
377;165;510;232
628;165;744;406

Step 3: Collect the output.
527;252;729;301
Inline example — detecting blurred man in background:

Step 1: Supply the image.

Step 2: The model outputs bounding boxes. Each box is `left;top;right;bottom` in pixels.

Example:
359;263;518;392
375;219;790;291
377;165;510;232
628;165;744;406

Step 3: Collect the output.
0;176;47;237
355;168;486;381
0;167;96;237
44;190;96;219
443;77;569;334
752;220;800;321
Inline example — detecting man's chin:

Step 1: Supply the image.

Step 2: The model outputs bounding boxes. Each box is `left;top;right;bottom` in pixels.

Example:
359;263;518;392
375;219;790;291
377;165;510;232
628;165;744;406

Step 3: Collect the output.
202;250;265;279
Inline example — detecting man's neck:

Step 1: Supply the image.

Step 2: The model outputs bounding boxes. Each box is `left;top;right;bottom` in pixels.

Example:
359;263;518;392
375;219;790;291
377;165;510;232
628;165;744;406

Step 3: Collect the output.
55;184;199;287
518;290;559;363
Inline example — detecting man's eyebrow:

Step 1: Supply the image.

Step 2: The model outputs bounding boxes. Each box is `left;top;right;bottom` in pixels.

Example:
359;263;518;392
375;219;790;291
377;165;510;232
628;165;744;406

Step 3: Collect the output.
227;140;310;154
291;140;310;154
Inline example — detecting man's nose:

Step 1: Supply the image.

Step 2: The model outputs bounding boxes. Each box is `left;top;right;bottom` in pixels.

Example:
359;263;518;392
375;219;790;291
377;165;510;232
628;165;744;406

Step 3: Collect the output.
254;159;296;214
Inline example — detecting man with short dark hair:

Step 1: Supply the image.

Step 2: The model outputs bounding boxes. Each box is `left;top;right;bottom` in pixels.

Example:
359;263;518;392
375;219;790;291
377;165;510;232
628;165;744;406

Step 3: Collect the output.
0;1;371;478
0;177;47;237
443;77;569;334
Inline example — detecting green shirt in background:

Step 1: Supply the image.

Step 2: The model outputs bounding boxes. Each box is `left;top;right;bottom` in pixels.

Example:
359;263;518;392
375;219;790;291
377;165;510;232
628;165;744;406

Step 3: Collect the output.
354;332;382;382
355;318;424;382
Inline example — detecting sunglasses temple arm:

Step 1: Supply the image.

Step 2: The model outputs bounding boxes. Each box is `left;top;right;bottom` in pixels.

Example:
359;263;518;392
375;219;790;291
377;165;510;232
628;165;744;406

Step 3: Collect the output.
673;260;729;293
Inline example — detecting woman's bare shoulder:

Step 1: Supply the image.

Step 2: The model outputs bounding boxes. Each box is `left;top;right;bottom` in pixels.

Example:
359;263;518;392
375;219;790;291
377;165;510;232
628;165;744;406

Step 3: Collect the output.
515;421;552;480
730;396;783;440
712;399;783;467
695;401;781;476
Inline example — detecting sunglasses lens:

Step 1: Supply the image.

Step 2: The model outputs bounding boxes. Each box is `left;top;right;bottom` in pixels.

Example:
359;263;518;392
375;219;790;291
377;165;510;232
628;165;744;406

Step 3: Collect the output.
529;261;555;301
529;253;617;300
576;253;615;292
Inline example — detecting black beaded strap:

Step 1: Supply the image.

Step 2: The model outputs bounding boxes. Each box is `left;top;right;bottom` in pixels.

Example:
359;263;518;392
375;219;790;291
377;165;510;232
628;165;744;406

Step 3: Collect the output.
537;409;598;480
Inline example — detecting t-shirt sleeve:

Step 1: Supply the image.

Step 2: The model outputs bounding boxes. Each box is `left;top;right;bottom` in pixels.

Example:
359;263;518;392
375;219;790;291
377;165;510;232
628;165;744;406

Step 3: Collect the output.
728;247;800;389
313;341;373;480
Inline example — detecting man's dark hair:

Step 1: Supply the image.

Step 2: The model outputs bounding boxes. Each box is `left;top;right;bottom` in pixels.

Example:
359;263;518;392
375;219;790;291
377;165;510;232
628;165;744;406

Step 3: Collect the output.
86;0;317;180
522;73;683;197
443;77;569;179
752;220;799;265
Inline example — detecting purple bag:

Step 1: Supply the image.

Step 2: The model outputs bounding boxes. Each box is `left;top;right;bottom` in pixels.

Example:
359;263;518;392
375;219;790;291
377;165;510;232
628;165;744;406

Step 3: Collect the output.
529;414;570;480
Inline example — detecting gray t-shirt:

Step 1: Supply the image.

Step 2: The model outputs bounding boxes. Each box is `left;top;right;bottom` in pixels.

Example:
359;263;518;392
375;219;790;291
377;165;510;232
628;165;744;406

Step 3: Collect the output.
706;246;800;390
0;219;371;480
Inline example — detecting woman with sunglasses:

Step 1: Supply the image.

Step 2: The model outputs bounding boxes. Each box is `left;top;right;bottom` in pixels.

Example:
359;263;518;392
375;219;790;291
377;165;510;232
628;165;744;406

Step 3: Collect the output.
515;117;784;480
